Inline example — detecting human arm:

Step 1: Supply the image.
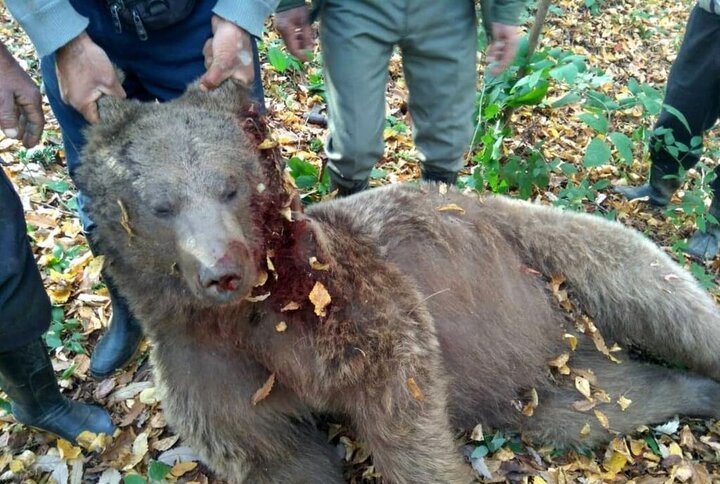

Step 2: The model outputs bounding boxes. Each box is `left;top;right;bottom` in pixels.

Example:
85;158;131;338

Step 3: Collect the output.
274;1;314;61
199;0;282;90
486;0;527;75
0;44;45;148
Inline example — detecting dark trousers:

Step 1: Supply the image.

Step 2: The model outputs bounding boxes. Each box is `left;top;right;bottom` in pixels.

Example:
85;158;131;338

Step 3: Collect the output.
651;6;720;194
40;0;265;231
0;169;51;352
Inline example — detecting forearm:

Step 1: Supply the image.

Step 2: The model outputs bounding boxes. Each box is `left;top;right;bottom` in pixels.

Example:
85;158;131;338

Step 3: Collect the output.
492;0;528;26
4;0;88;57
213;0;281;37
276;0;306;12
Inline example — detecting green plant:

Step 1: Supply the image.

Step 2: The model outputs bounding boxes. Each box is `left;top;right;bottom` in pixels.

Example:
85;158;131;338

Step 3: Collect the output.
44;306;87;355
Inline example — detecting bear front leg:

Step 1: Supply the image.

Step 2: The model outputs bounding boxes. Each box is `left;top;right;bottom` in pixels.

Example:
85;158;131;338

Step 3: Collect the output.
153;344;343;483
344;367;473;484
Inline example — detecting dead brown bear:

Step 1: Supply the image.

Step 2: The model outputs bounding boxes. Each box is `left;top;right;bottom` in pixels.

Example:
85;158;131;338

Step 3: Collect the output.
75;81;720;483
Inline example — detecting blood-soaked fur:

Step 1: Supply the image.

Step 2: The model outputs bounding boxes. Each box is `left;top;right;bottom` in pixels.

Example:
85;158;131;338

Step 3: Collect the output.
75;82;720;483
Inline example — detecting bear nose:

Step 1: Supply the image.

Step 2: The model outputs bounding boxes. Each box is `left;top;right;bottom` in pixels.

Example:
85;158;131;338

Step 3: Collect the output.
199;267;243;294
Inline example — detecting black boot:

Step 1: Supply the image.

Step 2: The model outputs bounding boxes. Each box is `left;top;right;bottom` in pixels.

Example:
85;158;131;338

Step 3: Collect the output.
686;197;720;260
329;178;369;198
0;339;115;442
421;168;458;186
614;166;682;207
90;275;144;379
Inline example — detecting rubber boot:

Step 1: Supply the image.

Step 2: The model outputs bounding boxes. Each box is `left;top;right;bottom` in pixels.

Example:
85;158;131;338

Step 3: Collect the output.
614;165;682;207
90;274;144;379
329;178;369;198
686;196;720;260
421;168;458;186
0;339;115;442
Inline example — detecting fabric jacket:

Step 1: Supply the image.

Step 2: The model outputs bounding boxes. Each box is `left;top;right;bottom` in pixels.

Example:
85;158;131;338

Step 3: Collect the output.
5;0;280;57
276;0;528;35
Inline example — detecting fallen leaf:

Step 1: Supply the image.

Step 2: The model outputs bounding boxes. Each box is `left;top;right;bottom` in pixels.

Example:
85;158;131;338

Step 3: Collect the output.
281;301;301;312
406;377;425;401
170;461;198;477
594;409;610;429
279;206;293;222
257;139;278;149
152;435;180;452
572;399;597;412
436;203;465;214
563;333;578;351
246;292;271;302
617;395;632;411
275;321;287;332
575;376;592;399
309;256;330;271
548;353;570;368
580;423;591;438
470;423;484;441
117;199;134;238
57;439;82;460
251;373;276;405
309;281;331;317
254;270;268;287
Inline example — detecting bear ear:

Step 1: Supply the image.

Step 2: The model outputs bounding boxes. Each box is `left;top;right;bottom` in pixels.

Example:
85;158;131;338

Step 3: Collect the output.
179;79;250;113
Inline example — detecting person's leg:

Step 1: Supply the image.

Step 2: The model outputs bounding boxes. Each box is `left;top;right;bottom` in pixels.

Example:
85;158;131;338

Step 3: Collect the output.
616;6;720;206
399;0;477;185
319;0;399;195
0;169;115;442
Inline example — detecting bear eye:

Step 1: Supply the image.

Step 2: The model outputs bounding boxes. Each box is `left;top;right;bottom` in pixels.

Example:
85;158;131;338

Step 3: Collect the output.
222;188;238;203
152;203;175;218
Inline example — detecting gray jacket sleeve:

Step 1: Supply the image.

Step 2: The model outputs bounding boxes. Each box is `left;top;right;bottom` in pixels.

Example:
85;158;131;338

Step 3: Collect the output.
213;0;281;37
5;0;88;57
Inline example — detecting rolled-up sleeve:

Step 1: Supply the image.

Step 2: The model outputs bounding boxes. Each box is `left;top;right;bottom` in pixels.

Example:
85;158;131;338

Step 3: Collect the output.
5;0;88;57
213;0;281;37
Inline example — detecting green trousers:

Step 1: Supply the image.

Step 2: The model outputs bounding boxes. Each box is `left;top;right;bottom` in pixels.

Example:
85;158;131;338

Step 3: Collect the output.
319;0;478;188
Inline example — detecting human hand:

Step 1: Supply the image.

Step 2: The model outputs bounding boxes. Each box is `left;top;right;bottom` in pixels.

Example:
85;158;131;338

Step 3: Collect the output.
275;6;314;61
0;46;45;148
200;15;255;91
487;23;520;76
55;32;126;123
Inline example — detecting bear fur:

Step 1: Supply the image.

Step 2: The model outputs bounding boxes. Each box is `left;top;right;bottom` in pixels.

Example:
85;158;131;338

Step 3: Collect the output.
75;82;720;483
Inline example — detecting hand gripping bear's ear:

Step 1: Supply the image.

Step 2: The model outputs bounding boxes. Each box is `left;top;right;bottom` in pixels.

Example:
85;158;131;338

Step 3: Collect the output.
178;78;251;114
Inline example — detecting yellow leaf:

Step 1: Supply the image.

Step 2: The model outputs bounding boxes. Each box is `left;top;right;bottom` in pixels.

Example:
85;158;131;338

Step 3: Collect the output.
275;321;287;332
580;423;591;438
57;438;82;460
254;270;268;287
309;256;330;271
117;199;134;238
139;387;158;405
170;461;198;477
76;431;113;453
470;423;484;442
406;377;425;401
603;450;628;474
279;207;293;222
251;373;276;405
548;353;570;368
309;281;331;317
679;425;696;448
563;333;578;351
629;438;646;456
257;139;278;150
266;253;276;273
495;447;515;461
668;442;683;457
9;459;24;473
281;301;301;312
617;395;632;411
575;376;592;399
594;409;610;429
48;285;73;304
435;203;465;214
246;292;271;302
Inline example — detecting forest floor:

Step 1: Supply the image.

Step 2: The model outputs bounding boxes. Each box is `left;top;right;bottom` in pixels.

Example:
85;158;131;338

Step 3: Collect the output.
1;0;719;482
